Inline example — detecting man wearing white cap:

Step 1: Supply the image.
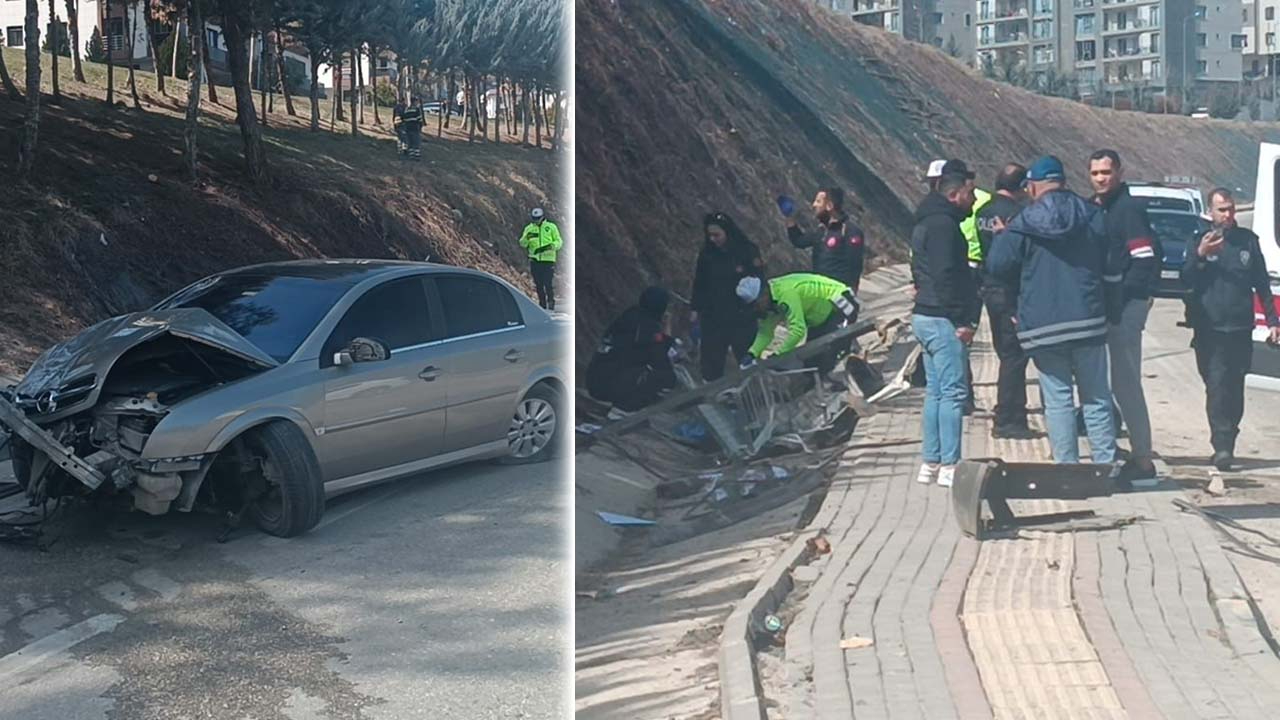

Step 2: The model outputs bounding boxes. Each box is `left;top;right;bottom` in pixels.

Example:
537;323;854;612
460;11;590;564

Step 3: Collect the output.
519;207;563;310
737;273;859;378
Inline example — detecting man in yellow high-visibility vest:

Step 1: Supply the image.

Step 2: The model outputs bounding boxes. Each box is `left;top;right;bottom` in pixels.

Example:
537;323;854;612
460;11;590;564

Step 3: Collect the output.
519;208;563;310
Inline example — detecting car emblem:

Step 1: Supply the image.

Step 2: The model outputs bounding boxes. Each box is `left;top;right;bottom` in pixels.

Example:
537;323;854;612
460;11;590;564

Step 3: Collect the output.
36;390;58;414
1240;249;1250;265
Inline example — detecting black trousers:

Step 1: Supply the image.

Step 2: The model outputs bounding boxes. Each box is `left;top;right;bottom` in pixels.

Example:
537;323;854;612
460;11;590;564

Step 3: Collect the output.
530;260;555;310
986;293;1029;428
1193;328;1253;454
700;314;755;382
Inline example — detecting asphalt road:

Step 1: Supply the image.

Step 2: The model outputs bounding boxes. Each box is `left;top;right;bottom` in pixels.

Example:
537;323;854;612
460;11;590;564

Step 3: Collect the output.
0;455;568;720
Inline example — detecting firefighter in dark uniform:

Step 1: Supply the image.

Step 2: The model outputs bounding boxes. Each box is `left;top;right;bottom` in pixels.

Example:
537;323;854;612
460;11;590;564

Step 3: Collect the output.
586;287;678;418
1182;188;1280;471
785;187;866;292
392;99;407;155
400;97;424;161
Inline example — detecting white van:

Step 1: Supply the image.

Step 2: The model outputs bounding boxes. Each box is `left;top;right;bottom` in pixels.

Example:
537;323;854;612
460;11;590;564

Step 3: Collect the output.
1128;183;1206;217
1245;143;1280;391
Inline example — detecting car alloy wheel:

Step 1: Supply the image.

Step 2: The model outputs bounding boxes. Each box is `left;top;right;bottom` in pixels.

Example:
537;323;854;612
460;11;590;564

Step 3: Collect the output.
508;397;556;459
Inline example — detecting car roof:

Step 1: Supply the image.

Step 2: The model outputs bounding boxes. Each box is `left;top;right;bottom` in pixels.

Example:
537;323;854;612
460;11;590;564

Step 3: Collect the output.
215;259;487;285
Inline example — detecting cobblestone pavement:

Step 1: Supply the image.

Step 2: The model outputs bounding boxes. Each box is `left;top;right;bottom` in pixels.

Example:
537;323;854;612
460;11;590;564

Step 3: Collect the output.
767;299;1280;719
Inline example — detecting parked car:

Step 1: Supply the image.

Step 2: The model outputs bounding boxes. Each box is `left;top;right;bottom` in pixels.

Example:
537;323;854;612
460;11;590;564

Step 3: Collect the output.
1147;209;1210;297
1129;183;1206;217
1246;142;1280;392
0;261;567;537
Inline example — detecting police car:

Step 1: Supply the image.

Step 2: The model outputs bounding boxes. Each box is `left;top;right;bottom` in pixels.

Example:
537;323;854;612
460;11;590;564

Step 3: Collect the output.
1246;143;1280;392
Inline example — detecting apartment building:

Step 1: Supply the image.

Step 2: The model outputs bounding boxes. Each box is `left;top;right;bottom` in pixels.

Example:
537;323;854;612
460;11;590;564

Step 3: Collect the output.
1241;0;1280;78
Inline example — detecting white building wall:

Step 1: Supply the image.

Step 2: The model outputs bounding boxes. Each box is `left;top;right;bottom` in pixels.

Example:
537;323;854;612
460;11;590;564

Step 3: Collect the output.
0;1;149;63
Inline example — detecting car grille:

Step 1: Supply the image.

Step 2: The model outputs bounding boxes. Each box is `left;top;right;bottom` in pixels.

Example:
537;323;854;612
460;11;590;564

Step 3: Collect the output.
16;375;98;415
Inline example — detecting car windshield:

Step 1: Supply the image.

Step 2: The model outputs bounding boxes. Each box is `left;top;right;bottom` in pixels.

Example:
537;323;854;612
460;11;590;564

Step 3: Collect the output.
1137;195;1194;212
155;274;352;362
1149;212;1206;243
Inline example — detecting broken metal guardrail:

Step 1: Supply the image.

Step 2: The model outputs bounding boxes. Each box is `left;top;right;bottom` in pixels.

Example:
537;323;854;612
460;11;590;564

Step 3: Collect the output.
951;458;1116;540
585;319;879;446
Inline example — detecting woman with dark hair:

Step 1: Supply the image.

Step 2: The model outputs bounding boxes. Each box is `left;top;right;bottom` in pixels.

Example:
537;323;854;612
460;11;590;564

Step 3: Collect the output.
691;212;764;381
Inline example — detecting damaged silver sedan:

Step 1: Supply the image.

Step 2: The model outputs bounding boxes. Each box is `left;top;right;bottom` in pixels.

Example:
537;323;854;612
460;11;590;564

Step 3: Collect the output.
0;260;567;537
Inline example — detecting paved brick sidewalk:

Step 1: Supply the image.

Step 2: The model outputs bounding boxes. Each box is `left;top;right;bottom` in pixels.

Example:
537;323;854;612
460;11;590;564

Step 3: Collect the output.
766;319;1280;719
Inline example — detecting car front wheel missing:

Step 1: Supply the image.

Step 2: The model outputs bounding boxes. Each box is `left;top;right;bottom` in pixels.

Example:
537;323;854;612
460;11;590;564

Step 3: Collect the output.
501;384;563;464
239;421;325;537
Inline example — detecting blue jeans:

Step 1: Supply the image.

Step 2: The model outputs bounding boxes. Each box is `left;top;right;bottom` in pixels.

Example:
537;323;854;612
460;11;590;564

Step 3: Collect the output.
913;315;968;465
1032;342;1117;464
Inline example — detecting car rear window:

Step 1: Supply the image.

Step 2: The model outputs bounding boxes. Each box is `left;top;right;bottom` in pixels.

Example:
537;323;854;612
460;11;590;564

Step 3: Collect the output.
1149;212;1206;241
1138;196;1194;212
436;276;524;338
156;274;351;363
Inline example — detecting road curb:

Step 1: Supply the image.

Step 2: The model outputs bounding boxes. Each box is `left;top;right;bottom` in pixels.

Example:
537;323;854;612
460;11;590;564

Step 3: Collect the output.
718;528;817;720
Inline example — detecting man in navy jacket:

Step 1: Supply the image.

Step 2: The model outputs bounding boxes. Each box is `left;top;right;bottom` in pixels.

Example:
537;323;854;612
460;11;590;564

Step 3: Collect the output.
987;156;1117;464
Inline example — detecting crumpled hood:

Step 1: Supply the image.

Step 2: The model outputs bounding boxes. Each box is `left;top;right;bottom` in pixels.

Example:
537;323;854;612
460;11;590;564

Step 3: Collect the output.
1006;189;1098;241
15;308;278;410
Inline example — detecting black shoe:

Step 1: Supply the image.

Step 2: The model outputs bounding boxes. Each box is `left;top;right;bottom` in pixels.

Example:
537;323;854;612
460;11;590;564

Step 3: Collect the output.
1212;451;1233;472
1117;459;1158;483
962;399;976;417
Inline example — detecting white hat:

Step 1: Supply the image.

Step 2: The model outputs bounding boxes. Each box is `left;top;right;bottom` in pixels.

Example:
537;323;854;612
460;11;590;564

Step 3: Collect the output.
531;207;545;220
736;276;762;303
925;159;947;179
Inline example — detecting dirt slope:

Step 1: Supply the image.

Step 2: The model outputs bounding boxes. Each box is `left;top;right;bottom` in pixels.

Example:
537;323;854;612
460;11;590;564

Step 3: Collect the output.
0;49;563;376
575;0;1280;363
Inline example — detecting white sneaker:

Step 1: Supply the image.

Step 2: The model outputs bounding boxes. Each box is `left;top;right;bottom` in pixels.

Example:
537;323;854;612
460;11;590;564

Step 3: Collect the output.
938;465;956;488
916;463;940;484
606;407;631;421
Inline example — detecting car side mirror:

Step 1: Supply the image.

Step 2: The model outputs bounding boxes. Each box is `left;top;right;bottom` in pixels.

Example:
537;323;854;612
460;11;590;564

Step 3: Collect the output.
346;337;391;364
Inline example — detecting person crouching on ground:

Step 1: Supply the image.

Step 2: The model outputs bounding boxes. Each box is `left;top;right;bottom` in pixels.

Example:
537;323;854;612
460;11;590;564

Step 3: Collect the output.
986;156;1117;465
910;168;981;488
586;287;679;419
735;273;860;384
690;212;764;381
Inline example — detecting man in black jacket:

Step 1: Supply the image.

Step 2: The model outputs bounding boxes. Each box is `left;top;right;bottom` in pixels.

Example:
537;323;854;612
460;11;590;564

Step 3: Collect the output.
787;187;866;293
910;169;981;488
1090;149;1158;482
1182;188;1280;470
976;163;1032;438
586;287;679;418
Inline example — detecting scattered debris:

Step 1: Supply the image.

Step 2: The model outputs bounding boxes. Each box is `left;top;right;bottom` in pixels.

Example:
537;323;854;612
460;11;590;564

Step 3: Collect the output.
1207;471;1226;496
807;536;832;555
1046;559;1061;571
674;421;709;443
147;173;159;183
793;565;821;583
839;636;874;650
597;511;657;527
763;614;784;633
576;423;603;435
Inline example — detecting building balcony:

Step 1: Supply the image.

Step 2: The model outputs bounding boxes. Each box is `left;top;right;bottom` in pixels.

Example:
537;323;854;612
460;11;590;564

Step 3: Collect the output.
1102;46;1160;60
1076;55;1099;65
979;34;1032;48
975;9;1031;25
1100;0;1162;6
1101;20;1161;36
850;1;898;15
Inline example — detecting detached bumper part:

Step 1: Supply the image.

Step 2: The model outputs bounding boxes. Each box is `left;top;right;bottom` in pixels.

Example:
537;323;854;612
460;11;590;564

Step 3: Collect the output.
0;394;106;491
951;459;1115;540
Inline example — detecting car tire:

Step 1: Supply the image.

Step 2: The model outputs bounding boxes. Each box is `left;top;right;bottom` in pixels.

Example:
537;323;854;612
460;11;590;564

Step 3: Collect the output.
500;383;564;465
245;422;325;538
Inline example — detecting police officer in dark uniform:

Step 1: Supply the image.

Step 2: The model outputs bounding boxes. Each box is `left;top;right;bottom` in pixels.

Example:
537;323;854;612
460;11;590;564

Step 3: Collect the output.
785;187;866;293
400;96;424;161
1182;187;1280;470
392;99;407;155
586;287;678;418
975;162;1034;438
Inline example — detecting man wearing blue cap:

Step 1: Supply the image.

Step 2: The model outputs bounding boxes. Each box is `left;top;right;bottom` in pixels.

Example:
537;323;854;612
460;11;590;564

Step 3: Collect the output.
986;156;1118;465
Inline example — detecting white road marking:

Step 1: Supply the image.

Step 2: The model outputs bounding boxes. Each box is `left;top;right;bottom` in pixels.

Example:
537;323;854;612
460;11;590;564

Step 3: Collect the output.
605;472;650;491
94;582;139;612
0;614;124;689
132;568;182;602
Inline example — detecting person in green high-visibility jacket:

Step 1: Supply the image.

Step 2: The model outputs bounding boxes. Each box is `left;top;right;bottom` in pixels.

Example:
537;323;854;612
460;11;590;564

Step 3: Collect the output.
519;208;563;310
961;187;993;269
736;273;859;377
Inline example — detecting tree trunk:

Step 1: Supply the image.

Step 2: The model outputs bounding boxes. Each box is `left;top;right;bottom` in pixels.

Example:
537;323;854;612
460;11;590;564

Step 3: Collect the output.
260;30;270;125
534;83;542;147
147;1;164;95
202;25;217;103
521;82;530;146
47;0;60;103
556;89;566;145
65;0;84;82
507;78;516;135
185;6;204;183
18;0;40;176
125;2;140;109
477;75;487;136
308;51;320;131
466;74;476;143
0;43;20;100
105;0;115;106
349;48;357;137
334;56;344;122
355;46;364;125
171;18;181;79
219;5;267;182
436;78;444;137
493;77;500;144
370;44;380;125
274;26;295;116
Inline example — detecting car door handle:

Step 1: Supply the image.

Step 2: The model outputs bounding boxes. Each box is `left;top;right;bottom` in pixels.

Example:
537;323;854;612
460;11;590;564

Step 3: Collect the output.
504;349;524;363
419;366;441;381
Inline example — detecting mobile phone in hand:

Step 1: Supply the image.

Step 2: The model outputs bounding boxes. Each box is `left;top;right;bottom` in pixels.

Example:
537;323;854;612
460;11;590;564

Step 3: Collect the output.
777;195;796;218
